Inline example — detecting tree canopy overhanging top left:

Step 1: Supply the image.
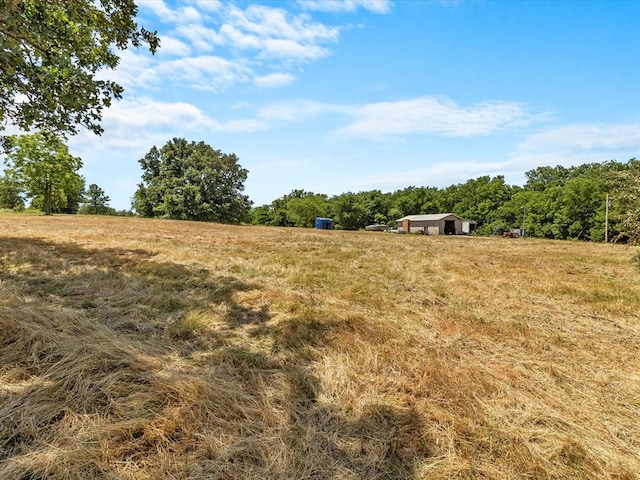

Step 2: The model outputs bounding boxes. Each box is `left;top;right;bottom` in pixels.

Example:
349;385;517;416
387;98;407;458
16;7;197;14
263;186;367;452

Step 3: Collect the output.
0;0;159;136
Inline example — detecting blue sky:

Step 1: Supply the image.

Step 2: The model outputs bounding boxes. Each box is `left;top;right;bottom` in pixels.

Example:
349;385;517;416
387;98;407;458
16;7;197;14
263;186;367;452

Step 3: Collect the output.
65;0;640;210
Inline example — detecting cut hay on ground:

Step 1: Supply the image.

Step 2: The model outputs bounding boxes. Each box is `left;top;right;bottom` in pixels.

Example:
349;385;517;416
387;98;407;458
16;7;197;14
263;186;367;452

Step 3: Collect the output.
1;214;639;479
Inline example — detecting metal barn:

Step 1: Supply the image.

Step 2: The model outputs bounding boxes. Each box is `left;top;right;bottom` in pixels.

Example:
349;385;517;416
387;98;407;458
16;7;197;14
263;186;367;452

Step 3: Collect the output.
396;213;476;235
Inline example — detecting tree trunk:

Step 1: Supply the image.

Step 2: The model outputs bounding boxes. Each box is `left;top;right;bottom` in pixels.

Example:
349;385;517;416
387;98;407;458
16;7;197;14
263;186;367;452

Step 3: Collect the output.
44;182;52;215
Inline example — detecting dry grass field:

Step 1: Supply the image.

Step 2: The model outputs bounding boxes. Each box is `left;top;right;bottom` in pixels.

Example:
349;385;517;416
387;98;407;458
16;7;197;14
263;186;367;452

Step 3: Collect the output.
1;213;639;479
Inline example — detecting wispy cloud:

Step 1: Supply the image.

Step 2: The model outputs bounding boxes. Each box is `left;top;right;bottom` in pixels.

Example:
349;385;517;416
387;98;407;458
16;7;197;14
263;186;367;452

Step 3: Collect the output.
68;98;220;152
298;0;393;14
138;1;204;23
191;0;223;13
157;35;192;57
255;100;347;122
254;73;297;88
135;95;537;138
334;96;535;139
511;122;640;168
69;96;307;154
103;50;253;92
518;123;640;151
157;56;253;90
226;4;340;45
70;93;543;152
175;24;222;52
126;1;342;93
98;50;160;90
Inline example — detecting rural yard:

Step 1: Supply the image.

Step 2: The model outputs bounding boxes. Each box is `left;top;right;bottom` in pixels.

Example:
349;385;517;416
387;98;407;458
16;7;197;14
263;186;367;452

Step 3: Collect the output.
1;214;639;479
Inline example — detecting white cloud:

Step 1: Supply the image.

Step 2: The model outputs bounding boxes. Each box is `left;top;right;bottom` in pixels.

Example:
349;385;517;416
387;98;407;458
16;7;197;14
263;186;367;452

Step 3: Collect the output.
254;73;297;88
255;100;346;122
227;4;339;43
174;96;534;138
128;1;343;92
216;5;340;61
175;24;222;52
335;96;533;139
68;97;220;152
181;6;204;22
107;98;216;130
259;38;331;61
192;0;223;13
157;36;192;57
298;0;393;14
138;1;203;23
148;1;341;57
157;56;252;90
137;0;174;21
95;50;159;90
218;24;263;49
510;122;640;170
518;123;640;151
101;48;252;92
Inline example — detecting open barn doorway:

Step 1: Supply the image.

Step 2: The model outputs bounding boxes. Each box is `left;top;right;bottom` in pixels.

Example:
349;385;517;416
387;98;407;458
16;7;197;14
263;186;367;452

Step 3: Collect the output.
444;220;456;235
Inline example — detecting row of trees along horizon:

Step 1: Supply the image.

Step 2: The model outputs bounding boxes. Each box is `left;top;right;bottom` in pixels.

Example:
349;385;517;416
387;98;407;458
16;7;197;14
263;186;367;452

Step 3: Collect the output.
0;132;638;244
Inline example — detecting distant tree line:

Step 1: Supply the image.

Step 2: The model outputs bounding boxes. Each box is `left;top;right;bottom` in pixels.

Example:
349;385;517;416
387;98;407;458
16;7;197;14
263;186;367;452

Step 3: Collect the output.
250;159;640;243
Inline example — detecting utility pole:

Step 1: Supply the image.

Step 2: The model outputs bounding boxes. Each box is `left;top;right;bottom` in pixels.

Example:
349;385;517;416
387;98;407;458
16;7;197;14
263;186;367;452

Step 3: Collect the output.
521;206;527;238
605;193;609;243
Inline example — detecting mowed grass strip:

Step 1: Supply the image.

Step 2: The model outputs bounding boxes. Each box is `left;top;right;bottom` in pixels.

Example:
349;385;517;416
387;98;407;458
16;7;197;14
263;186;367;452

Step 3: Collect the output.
0;213;639;479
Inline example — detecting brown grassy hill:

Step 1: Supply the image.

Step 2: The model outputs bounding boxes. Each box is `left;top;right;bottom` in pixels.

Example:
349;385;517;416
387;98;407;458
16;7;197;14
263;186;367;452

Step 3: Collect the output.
1;214;639;479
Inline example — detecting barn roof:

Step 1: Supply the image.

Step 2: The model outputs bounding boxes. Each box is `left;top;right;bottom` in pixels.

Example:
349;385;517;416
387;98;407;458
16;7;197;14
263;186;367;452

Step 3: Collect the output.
396;213;462;222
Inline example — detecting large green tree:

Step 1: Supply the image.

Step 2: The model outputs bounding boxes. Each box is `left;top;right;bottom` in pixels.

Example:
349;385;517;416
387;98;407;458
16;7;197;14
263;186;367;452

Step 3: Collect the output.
3;132;82;214
133;138;252;224
0;0;159;135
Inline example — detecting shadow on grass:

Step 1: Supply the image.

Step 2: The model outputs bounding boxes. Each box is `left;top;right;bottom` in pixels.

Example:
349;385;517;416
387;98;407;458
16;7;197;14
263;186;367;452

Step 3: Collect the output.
0;236;266;337
0;236;428;479
264;314;431;479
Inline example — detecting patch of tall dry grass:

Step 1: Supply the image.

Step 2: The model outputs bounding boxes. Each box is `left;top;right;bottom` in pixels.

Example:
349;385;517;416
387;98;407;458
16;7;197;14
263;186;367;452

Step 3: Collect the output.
1;214;639;479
